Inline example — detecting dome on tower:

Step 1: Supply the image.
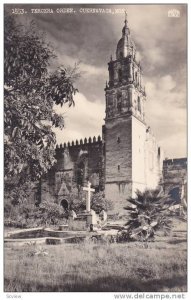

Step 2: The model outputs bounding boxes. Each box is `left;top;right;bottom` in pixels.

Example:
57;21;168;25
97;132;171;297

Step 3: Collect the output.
116;17;136;59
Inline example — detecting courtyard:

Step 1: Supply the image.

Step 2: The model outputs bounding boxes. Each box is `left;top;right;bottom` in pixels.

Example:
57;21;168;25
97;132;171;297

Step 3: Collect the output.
4;220;187;292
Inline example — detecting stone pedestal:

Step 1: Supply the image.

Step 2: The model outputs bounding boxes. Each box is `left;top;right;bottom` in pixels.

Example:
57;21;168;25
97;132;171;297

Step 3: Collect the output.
68;209;100;231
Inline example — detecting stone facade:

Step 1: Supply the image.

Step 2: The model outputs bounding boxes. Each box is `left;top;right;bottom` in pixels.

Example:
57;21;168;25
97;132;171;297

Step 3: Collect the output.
103;17;163;213
40;17;186;215
163;158;187;202
41;136;104;208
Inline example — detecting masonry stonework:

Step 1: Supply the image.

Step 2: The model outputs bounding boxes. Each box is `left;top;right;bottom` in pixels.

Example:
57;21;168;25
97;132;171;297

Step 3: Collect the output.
40;16;186;215
103;16;163;212
163;158;187;202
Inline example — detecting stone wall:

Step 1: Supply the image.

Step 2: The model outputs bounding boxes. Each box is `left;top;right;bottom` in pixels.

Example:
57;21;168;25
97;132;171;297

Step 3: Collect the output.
144;129;163;191
163;158;187;200
105;117;132;182
41;136;104;205
132;116;146;195
56;136;103;188
104;116;132;213
105;182;132;214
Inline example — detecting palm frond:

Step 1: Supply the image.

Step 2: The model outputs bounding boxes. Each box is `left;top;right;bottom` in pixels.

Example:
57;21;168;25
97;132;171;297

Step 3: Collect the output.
123;188;174;241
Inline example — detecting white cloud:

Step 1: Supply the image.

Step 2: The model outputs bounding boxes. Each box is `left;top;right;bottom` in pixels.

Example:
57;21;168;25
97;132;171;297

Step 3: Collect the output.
145;75;187;158
80;62;107;78
136;51;143;62
146;47;165;66
26;4;186;158
160;75;176;91
160;133;187;159
53;93;105;144
53;75;187;158
52;51;108;79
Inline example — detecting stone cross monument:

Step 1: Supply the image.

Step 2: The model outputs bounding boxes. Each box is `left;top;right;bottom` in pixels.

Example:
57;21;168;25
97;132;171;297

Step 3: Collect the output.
83;181;95;212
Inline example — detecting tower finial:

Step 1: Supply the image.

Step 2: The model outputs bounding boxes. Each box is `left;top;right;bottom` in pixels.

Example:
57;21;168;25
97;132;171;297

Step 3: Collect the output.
122;10;129;37
125;10;128;25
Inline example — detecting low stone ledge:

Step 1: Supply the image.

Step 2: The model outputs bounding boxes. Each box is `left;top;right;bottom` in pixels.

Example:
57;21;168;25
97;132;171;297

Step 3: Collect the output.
58;225;69;231
46;238;62;245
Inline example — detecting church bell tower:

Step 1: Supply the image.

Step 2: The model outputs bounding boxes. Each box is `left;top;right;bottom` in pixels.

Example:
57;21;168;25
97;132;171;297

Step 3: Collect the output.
104;15;148;213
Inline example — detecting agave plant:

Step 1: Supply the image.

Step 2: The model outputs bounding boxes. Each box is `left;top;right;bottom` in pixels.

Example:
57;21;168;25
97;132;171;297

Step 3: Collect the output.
124;188;175;242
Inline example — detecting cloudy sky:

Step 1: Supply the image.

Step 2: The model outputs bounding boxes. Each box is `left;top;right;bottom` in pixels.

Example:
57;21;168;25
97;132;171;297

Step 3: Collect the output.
5;4;187;158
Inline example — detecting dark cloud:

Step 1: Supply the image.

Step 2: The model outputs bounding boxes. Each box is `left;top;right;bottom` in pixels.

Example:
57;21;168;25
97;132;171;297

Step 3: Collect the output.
4;4;187;157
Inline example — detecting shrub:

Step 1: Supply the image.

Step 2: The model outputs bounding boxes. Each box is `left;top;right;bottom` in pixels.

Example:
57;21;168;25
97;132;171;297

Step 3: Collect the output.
4;199;66;228
68;189;113;214
121;188;175;242
37;201;65;226
4;201;35;228
116;230;133;243
68;187;86;212
91;191;113;213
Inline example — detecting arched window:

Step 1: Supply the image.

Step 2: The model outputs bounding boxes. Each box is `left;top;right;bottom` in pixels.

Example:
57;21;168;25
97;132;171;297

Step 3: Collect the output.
109;67;114;82
118;69;122;82
117;102;122;112
76;161;84;186
135;72;138;85
60;199;69;211
117;92;122;112
117;137;121;143
138;96;141;112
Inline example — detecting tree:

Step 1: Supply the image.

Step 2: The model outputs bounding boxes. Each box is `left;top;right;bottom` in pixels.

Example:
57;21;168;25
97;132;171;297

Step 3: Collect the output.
68;189;113;215
4;15;79;202
91;191;113;213
120;189;175;242
4;198;66;228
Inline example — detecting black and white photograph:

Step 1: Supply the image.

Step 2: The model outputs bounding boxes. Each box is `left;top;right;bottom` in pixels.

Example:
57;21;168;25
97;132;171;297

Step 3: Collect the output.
3;3;187;294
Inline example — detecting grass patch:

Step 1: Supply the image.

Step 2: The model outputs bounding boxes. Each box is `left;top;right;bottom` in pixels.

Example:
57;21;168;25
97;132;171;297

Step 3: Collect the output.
4;241;187;292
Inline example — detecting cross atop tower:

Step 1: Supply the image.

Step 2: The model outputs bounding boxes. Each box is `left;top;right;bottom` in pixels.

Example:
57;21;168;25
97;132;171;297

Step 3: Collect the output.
125;10;128;24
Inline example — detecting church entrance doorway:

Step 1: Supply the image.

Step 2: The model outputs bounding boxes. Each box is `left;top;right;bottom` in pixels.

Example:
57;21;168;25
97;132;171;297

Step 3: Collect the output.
60;199;69;210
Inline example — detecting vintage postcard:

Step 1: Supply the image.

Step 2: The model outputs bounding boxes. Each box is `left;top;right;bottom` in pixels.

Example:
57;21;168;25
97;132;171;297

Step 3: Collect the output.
3;3;187;297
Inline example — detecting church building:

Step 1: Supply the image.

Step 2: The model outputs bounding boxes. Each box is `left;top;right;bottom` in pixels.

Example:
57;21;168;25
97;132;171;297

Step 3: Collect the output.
40;16;185;215
103;16;163;212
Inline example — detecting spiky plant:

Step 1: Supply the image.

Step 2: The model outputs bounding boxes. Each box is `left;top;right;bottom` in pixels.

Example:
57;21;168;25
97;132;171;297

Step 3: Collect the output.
124;188;175;242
